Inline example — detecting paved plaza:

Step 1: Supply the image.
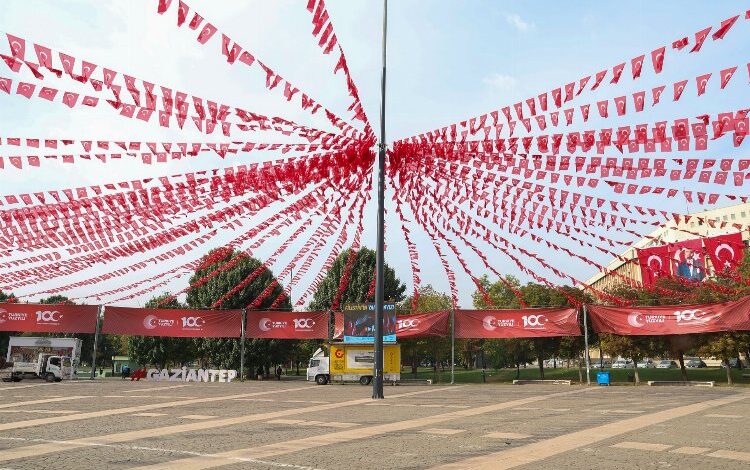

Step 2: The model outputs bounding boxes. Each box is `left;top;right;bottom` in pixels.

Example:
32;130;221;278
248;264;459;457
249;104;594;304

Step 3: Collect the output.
0;379;747;469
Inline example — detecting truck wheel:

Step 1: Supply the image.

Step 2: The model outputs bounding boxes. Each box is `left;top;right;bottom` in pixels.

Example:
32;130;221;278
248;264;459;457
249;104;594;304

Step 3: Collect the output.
45;373;56;382
315;374;329;385
12;375;22;382
359;376;372;386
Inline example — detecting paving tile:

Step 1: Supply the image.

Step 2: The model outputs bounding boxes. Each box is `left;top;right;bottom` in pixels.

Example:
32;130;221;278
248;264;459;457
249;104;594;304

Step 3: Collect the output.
484;432;532;439
670;446;711;455
178;414;215;420
611;441;671;451
420;428;466;435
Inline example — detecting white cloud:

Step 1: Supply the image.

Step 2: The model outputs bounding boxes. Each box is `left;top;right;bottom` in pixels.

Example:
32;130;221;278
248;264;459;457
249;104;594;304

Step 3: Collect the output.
482;73;518;92
505;13;534;32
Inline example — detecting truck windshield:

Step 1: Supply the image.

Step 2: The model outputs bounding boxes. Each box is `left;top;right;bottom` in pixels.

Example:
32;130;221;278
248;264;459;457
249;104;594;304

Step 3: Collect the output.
49;357;60;367
309;360;320;368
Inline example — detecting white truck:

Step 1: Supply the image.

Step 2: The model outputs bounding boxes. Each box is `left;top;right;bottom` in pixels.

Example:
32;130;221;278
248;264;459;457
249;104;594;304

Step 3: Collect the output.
5;336;81;381
9;353;75;382
307;343;401;385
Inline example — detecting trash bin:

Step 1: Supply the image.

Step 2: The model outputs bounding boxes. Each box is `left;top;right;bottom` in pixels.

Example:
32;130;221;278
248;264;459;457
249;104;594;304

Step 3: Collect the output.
597;371;610;386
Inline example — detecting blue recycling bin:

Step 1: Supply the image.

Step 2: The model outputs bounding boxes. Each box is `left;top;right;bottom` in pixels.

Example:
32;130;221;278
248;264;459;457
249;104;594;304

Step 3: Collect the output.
597;371;610;386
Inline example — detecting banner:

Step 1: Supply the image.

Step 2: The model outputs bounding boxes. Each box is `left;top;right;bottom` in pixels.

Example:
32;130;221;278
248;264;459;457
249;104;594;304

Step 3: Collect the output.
704;232;744;273
343;303;396;343
0;303;98;333
670;238;706;281
637;245;671;287
102;307;241;337
454;308;580;338
246;311;328;339
587;296;750;335
396;311;450;339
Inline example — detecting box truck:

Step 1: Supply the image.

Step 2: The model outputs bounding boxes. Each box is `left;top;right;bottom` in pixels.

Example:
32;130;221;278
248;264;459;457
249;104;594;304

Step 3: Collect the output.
307;343;401;385
4;337;81;381
8;353;75;382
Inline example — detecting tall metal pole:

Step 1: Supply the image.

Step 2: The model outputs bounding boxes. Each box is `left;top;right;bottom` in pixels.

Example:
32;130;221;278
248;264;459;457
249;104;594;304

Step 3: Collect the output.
372;0;388;400
90;305;103;380
582;305;591;385
240;309;247;382
450;309;455;385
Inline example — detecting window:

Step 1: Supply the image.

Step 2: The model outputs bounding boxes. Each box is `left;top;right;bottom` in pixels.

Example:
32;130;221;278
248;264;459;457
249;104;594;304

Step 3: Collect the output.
723;215;728;221
49;357;60;367
742;212;746;218
731;213;736;220
309;360;320;368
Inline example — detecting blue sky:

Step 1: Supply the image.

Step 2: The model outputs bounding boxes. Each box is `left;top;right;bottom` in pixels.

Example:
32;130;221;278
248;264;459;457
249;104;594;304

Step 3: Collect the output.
0;1;748;307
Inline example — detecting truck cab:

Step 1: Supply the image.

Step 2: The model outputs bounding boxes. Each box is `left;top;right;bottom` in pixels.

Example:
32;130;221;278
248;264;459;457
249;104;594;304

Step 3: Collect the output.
307;348;330;385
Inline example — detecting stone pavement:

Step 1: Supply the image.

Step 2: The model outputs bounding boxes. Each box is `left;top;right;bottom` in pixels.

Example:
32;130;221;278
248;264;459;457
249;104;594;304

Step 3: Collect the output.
0;379;747;469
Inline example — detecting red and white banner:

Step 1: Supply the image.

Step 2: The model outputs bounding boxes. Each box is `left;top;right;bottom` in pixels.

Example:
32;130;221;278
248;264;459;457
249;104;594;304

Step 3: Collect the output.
637;245;671;287
102;307;241;337
587;296;750;335
0;303;98;333
704;232;744;273
246;311;328;339
454;308;580;338
396;311;450;339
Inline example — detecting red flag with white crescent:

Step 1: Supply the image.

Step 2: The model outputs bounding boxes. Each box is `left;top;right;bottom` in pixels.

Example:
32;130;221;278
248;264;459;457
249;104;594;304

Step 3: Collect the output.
704;232;743;273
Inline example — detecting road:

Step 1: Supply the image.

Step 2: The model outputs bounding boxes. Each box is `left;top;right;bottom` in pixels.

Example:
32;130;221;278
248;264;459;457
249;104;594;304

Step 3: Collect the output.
0;379;747;469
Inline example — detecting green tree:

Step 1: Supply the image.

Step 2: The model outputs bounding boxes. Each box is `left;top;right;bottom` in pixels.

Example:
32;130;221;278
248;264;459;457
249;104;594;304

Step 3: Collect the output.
185;248;292;378
697;332;750;385
309;247;406;310
600;334;663;384
397;285;452;380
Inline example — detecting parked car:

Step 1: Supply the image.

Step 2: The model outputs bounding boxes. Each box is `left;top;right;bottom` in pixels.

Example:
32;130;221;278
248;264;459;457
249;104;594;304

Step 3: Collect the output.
636;359;656;369
656;360;678;369
592;360;612;369
721;358;744;369
611;359;634;369
685;358;707;368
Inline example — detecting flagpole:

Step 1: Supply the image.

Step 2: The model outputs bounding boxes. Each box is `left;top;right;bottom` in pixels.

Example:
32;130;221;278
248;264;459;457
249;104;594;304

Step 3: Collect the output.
583;305;591;385
372;0;388;400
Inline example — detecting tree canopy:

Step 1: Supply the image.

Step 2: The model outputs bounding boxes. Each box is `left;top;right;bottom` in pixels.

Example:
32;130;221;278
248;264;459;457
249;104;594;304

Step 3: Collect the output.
309;247;406;311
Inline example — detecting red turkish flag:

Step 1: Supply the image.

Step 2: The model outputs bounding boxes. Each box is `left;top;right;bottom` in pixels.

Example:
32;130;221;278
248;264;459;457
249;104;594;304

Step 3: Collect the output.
34;43;53;68
633;91;645;112
537;92;547;111
15;81;35;98
197;23;217;44
637;245;671;286
592;70;607;89
610;62;625;83
38;86;58;101
695;73;711;95
454;308;579;338
712;15;739;40
651;46;666;73
614;96;627;116
6;34;26;59
597;100;608;118
587;297;750;335
551;87;561;108
580;104;590;122
719;66;737;89
673;79;688;101
690;27;712;53
177;1;189;26
704;232;744;272
631;55;645;78
0;77;11;94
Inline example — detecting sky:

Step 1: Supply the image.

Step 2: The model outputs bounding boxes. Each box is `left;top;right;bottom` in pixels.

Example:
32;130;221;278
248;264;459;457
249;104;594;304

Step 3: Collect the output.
0;1;748;308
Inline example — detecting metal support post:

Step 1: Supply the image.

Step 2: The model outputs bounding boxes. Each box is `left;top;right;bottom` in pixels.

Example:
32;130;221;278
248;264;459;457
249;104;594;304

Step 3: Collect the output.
450;309;455;385
583;305;591;385
90;305;103;380
372;0;388;400
240;309;247;382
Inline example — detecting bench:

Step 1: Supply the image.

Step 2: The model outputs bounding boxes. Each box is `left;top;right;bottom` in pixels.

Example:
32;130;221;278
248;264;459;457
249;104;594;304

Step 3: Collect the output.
647;380;715;387
512;379;572;385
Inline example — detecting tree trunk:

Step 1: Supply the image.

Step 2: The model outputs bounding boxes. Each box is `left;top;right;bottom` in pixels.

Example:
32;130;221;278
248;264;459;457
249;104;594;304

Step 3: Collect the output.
724;356;734;385
633;363;640;385
577;356;583;383
538;354;545;380
677;351;688;382
412;352;418;377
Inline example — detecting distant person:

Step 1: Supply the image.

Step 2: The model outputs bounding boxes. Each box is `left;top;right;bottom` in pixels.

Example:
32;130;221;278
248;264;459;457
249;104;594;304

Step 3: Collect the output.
275;365;282;381
121;365;130;380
